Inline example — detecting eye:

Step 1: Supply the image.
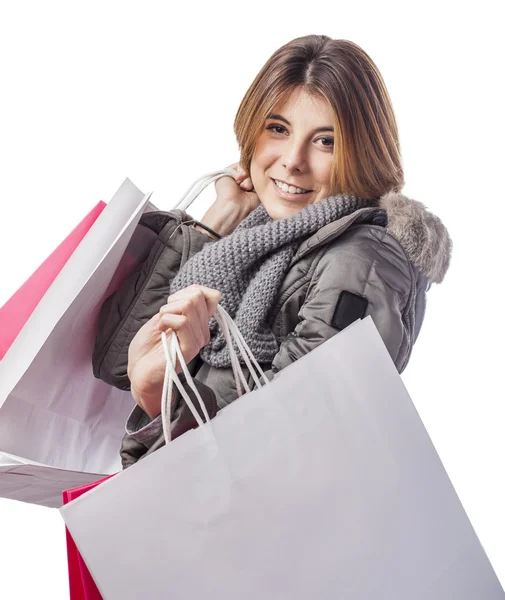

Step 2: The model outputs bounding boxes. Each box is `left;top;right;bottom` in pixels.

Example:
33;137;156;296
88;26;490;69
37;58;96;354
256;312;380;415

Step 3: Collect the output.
318;137;335;150
266;124;287;135
266;124;334;150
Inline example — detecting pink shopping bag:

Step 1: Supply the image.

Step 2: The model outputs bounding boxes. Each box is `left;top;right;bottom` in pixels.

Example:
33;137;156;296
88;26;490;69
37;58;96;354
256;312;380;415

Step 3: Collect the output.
0;202;106;360
63;475;117;600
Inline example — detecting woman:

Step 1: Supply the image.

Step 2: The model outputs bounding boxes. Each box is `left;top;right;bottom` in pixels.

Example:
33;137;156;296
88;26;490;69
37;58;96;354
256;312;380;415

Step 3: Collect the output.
93;35;452;468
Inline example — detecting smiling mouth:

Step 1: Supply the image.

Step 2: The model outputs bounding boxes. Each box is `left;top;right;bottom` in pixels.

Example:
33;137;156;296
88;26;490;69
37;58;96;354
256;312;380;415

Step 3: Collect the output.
271;178;313;197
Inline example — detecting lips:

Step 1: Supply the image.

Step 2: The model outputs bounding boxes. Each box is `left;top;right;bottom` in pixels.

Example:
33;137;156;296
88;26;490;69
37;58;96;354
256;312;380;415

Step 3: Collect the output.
272;178;312;193
271;178;312;200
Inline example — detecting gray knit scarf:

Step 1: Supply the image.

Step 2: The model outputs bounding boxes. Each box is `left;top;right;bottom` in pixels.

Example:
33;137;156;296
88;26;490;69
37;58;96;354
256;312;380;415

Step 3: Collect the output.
169;194;375;368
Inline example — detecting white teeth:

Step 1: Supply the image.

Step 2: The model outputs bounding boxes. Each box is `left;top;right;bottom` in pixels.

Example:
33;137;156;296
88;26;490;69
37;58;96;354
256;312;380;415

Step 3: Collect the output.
274;179;309;194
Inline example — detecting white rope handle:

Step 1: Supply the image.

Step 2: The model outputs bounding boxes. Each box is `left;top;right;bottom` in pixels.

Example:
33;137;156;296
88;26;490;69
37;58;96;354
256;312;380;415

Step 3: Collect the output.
160;305;271;444
213;308;271;394
160;331;210;444
172;167;238;212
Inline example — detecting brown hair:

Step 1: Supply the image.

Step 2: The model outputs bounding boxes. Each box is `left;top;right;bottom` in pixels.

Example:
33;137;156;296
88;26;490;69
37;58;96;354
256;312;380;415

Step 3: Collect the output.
234;35;404;200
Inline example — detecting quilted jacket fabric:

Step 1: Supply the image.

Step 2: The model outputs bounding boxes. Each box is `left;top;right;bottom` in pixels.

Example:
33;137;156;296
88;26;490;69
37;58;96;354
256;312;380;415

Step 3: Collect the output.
91;190;452;468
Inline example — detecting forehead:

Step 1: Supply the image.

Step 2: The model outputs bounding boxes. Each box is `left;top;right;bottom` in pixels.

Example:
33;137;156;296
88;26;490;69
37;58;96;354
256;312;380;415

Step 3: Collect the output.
271;87;332;121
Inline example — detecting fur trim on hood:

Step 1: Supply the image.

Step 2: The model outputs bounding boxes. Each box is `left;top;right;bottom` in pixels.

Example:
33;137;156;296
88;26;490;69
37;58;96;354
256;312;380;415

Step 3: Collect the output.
379;191;453;284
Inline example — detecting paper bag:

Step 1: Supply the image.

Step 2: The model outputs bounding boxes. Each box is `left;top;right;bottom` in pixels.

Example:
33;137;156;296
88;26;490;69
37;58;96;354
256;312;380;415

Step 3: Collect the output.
60;317;504;599
0;202;106;359
0;179;154;507
0;167;241;508
63;476;116;600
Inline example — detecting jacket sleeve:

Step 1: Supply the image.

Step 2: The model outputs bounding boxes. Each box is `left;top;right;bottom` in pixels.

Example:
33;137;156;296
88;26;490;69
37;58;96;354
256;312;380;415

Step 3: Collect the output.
120;369;218;469
270;225;416;376
121;225;417;468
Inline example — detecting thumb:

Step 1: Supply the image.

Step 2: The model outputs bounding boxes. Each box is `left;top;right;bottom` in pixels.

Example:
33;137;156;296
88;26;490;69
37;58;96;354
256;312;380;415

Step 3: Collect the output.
203;288;222;319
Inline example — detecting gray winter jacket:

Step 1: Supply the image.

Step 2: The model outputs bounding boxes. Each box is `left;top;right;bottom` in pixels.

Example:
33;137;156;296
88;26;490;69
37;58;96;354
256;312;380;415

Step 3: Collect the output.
91;190;452;469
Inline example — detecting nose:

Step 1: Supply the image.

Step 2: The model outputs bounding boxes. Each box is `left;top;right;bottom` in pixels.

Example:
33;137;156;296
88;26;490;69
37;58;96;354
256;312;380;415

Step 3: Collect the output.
282;138;307;173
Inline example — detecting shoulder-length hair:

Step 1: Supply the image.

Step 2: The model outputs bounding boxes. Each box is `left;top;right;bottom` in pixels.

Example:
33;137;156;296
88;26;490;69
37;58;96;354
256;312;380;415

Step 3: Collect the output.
234;35;404;200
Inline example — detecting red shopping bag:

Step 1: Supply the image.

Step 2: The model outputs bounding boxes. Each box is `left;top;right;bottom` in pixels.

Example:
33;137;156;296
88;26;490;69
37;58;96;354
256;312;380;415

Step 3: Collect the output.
63;475;117;600
0;201;106;359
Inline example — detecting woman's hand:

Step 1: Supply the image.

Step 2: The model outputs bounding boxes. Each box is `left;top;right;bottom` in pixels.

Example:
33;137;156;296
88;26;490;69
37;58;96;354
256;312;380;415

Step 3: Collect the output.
195;162;260;238
215;162;259;214
127;285;222;418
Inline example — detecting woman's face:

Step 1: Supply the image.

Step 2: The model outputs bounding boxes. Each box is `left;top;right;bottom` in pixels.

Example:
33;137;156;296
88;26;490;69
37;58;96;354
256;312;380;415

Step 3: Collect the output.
249;87;335;220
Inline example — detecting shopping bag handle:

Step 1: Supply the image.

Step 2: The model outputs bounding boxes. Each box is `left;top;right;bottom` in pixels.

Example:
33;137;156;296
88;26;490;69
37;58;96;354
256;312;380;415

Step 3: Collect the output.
171;167;238;211
160;305;271;445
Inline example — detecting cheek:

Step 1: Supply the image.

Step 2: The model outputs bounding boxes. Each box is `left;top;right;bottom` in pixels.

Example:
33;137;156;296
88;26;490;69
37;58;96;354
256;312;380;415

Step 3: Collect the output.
250;151;269;187
249;160;261;187
251;137;276;169
318;162;334;190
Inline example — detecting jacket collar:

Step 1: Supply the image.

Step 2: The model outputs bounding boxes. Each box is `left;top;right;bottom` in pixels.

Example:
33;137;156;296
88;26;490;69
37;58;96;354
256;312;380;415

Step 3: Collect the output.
293;190;453;284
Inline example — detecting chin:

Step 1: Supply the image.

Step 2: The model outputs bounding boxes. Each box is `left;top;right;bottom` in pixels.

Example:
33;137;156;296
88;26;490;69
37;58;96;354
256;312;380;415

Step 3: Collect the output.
260;201;303;221
256;178;315;220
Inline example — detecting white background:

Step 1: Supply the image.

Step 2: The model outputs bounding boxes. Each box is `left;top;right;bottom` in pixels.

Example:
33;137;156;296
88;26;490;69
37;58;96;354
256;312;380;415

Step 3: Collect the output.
0;1;503;598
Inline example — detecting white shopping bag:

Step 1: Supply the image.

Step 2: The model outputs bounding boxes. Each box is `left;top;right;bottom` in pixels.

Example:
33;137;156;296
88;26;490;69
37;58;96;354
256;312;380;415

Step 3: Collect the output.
0;178;154;507
60;314;504;599
0;167;240;508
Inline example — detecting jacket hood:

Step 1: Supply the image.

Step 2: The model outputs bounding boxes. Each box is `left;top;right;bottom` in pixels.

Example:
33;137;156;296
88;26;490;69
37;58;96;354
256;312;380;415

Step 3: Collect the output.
379;191;453;284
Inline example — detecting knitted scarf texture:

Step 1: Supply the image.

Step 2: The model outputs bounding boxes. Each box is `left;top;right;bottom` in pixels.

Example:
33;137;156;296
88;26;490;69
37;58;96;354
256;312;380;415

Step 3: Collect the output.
169;194;375;368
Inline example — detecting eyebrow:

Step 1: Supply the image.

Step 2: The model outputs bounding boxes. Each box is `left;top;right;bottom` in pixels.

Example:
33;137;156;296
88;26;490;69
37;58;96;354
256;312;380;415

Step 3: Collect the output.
266;113;334;133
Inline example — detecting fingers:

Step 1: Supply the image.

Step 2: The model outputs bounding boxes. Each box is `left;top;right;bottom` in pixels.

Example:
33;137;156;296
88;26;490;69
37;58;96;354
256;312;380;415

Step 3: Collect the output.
236;169;254;191
128;286;223;392
173;285;222;319
154;285;223;368
155;312;199;373
227;162;254;191
158;284;222;332
158;296;209;348
239;177;254;191
156;311;200;349
198;285;222;319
